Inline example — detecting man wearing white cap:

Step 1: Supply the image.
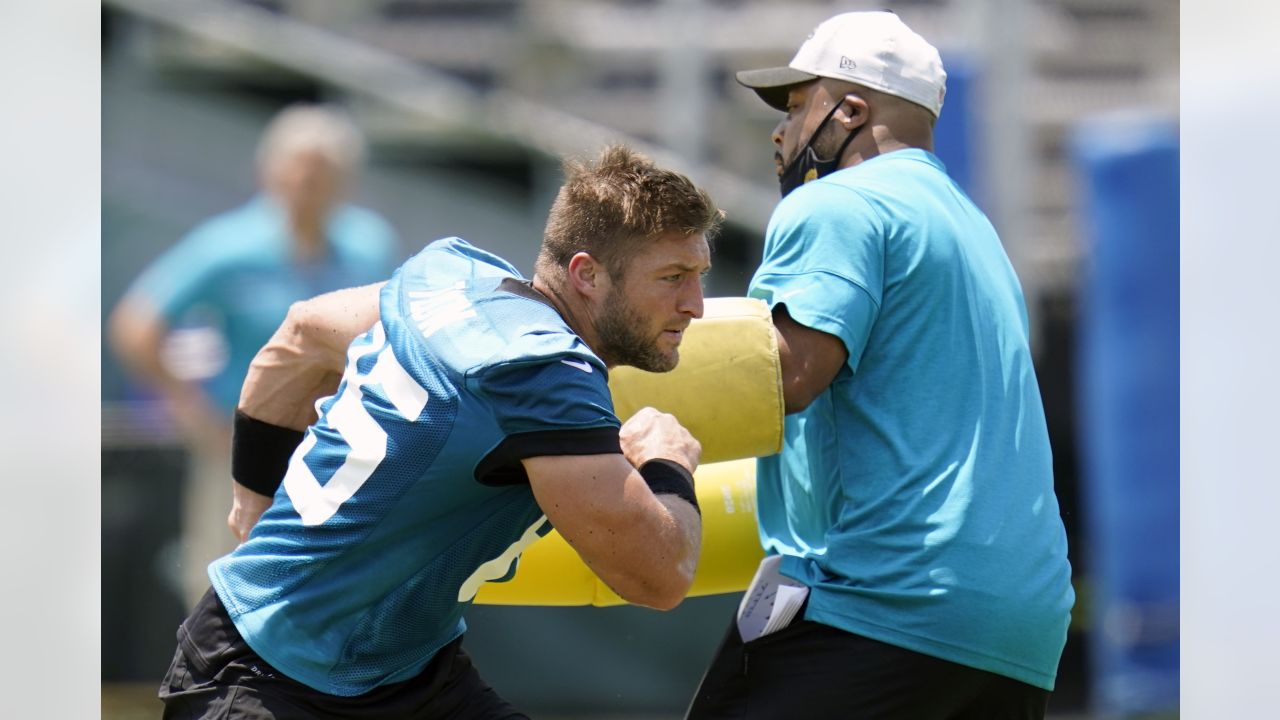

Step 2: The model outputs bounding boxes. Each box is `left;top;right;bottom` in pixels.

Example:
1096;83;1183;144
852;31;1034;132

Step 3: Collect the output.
685;11;1074;719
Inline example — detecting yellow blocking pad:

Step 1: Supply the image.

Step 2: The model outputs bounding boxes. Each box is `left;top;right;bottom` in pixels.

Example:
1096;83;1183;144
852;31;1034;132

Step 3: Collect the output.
473;458;764;606
472;298;779;607
608;297;784;464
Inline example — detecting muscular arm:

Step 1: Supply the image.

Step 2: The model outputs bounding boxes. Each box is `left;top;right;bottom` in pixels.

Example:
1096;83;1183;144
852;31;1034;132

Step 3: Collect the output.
237;282;385;429
227;282;384;541
522;408;702;610
772;303;850;414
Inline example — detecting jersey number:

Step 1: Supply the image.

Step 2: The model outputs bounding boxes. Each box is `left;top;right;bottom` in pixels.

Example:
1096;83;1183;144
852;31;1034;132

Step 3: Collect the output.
281;319;541;600
283;323;429;525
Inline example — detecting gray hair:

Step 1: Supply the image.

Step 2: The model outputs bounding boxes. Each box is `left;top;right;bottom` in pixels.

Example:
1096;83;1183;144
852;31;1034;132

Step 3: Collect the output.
255;103;365;175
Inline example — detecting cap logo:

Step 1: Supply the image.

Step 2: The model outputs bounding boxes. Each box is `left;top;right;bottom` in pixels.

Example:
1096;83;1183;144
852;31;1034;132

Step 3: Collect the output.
839;56;858;71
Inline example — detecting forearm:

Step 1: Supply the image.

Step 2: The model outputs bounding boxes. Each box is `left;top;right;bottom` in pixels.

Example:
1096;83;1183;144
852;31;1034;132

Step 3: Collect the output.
529;454;702;610
238;282;384;430
108;297;226;435
107;296;173;389
567;492;700;610
651;493;702;596
588;407;703;608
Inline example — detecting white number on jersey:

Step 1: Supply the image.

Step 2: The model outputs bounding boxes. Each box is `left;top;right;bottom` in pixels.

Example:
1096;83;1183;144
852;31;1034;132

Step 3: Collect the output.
283;322;429;526
456;515;548;602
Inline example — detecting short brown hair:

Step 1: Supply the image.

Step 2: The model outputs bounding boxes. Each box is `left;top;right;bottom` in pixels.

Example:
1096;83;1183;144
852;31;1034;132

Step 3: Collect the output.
536;145;723;282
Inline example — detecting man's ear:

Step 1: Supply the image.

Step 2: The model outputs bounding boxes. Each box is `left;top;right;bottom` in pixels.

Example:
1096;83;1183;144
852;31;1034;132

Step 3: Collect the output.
837;93;870;131
567;252;610;300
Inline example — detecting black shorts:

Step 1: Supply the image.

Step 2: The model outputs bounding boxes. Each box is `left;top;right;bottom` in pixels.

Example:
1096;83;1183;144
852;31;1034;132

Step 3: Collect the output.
685;612;1050;720
159;588;528;720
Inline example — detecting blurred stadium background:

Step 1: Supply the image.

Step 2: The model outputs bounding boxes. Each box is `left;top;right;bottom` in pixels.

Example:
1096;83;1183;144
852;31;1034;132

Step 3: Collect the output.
100;0;1179;718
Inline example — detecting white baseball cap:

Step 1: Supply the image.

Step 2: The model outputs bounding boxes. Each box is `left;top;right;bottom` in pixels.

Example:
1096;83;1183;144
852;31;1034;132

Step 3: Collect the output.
737;11;947;118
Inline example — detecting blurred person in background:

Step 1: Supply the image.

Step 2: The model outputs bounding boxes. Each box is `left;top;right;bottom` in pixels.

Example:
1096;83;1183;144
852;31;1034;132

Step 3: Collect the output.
685;12;1074;719
158;146;719;719
107;103;397;610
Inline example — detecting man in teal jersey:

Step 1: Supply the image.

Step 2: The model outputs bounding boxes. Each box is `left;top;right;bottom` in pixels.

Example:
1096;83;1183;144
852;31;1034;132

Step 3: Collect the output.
109;104;396;609
686;12;1074;719
159;146;721;719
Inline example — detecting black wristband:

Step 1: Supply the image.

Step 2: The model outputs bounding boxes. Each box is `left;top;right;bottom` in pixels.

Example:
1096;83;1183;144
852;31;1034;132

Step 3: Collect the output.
638;459;700;516
232;410;305;497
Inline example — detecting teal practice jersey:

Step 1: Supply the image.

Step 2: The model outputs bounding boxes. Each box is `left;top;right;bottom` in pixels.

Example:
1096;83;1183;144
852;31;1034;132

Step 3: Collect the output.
210;238;621;696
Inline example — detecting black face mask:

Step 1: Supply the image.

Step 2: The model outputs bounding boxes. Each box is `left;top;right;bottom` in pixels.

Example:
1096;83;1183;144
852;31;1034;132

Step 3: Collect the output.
778;101;862;198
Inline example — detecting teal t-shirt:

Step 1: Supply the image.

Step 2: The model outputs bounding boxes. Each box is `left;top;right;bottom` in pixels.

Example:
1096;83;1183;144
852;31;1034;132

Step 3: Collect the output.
129;195;397;412
748;149;1074;690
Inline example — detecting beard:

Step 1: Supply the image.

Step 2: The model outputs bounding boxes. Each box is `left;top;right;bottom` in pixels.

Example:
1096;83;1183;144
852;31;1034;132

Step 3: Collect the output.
806;120;849;162
595;287;678;373
777;115;848;164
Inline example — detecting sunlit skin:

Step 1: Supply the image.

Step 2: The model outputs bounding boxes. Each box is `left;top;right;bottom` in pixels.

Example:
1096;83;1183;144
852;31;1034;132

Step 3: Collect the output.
594;231;712;372
534;231;712;374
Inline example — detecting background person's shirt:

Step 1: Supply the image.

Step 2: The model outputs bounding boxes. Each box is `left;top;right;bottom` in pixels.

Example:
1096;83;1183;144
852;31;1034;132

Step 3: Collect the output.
128;195;397;412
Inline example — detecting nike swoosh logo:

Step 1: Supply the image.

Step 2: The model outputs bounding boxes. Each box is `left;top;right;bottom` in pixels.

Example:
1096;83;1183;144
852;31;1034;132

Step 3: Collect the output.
560;358;593;374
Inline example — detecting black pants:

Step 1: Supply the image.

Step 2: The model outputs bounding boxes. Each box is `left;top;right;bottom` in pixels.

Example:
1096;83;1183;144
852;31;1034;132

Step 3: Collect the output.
685;614;1050;720
159;588;528;720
